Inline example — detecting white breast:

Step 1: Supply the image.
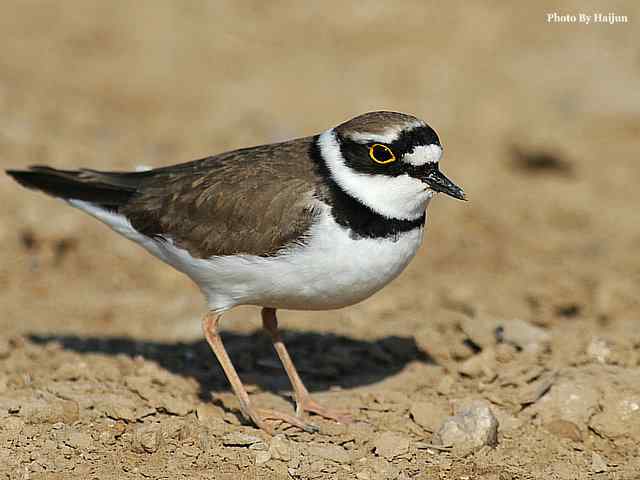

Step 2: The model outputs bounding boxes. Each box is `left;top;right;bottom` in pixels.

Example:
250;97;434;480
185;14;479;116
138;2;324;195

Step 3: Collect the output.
69;200;425;313
199;206;425;311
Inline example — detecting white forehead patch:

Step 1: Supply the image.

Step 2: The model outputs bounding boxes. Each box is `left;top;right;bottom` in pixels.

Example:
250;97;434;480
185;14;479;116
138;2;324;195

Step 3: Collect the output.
346;120;425;144
403;144;442;166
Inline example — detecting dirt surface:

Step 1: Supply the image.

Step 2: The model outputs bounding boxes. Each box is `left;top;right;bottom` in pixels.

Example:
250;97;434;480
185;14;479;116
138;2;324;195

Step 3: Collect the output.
1;2;640;479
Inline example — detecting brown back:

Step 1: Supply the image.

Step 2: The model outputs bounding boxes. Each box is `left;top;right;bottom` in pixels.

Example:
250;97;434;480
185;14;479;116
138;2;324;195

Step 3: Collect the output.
121;137;322;258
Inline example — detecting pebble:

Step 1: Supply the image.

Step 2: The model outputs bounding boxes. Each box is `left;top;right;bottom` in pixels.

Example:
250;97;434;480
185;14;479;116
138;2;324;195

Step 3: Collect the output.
586;337;611;364
20;397;79;425
489;406;522;433
64;430;92;450
307;444;351;464
131;424;163;453
533;380;600;431
373;431;410;459
589;391;640;442
460;314;501;350
410;401;449;432
195;403;225;422
500;319;550;353
458;350;496;379
158;395;192;416
181;445;201;457
254;450;271;465
432;400;498;456
518;371;556;405
103;403;136;422
591;452;608;473
436;376;455;396
269;434;292;461
544;419;582;442
123;376;155;400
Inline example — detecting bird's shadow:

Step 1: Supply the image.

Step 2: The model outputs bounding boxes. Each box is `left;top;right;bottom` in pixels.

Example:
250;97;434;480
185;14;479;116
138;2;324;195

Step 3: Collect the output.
29;330;433;401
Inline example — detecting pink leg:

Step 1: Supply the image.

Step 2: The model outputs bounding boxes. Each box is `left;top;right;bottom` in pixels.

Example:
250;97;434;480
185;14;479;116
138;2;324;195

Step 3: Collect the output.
261;307;352;424
202;312;318;433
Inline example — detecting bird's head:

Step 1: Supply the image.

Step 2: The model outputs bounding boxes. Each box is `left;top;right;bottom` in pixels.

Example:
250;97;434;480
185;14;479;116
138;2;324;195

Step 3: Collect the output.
318;111;465;221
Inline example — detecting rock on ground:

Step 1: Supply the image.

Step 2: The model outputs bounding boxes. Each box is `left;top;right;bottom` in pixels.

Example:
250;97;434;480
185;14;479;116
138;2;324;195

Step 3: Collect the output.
432;400;499;456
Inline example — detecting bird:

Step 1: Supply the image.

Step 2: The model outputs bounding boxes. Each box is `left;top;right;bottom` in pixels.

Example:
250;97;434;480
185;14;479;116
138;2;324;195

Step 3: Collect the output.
6;111;465;433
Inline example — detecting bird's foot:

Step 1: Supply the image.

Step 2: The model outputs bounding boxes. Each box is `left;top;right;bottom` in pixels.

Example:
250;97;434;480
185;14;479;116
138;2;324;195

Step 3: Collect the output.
246;407;319;434
296;395;353;424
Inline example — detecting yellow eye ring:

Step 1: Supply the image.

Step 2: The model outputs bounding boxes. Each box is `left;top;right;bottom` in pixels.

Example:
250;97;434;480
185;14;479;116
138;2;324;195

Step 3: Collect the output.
369;144;396;164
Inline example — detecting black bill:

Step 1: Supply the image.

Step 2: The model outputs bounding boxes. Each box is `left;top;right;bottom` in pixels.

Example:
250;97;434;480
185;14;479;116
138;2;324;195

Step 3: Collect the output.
423;169;466;200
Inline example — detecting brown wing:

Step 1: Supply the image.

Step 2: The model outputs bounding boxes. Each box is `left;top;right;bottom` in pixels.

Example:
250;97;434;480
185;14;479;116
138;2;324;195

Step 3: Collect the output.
120;136;322;258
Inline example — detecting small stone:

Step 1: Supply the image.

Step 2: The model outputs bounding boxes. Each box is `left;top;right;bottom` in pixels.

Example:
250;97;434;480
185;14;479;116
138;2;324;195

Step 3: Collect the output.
53;362;89;381
589;391;640;441
181;445;200;457
501;319;550;353
586;337;611;364
64;431;92;450
222;431;263;447
494;343;518;363
196;403;225;422
591;452;608;473
131;424;162;453
307;444;351;464
373;431;410;460
460;314;501;350
432;400;498;456
269;434;291;461
534;380;600;429
436;376;455;395
518;371;556;405
410;401;449;432
10;394;79;425
103;403;136;422
124;376;155;400
255;450;271;465
544;419;582;442
490;406;522;433
458;350;495;379
158;395;192;416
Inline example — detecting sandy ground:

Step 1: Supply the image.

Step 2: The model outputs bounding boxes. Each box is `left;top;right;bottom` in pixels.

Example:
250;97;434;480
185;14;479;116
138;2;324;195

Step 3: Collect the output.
1;2;639;479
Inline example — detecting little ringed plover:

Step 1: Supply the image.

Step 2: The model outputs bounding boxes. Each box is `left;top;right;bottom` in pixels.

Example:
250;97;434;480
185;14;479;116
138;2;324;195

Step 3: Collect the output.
7;111;465;433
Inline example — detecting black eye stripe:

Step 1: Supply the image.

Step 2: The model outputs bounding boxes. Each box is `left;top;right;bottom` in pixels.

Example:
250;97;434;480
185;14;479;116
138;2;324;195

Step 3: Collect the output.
335;124;441;177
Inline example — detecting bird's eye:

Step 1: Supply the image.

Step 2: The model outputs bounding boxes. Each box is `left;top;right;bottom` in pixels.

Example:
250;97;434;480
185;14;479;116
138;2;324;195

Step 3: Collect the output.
369;144;396;164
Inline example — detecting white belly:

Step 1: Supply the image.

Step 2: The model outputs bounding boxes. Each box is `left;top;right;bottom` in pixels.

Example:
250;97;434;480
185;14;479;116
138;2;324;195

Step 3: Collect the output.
68;200;425;312
194;208;424;311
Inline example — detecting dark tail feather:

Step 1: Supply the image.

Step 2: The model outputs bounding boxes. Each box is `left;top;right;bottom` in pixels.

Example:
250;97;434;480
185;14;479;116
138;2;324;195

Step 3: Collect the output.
6;165;146;208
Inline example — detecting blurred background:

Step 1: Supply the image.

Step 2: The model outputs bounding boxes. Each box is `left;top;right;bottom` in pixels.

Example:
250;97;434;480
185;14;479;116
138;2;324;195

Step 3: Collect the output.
1;0;638;338
0;1;639;476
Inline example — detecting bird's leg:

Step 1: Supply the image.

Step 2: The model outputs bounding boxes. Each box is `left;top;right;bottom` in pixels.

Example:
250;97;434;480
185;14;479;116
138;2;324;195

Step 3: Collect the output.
261;307;352;424
201;312;318;434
